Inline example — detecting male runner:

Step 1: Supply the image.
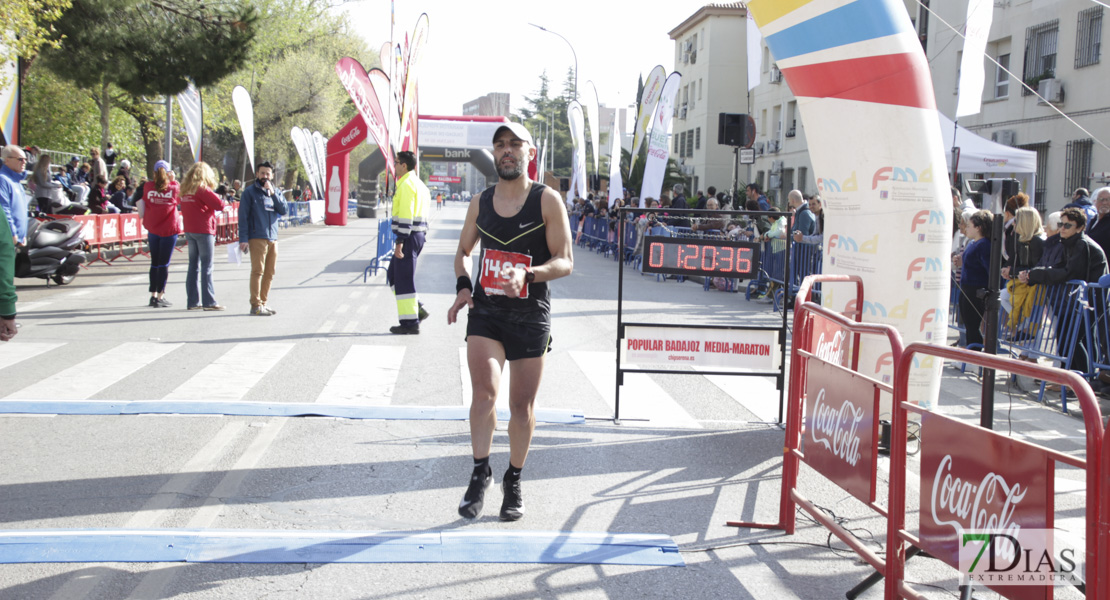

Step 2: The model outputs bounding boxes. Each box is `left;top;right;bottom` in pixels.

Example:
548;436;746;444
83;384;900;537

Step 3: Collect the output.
447;122;573;521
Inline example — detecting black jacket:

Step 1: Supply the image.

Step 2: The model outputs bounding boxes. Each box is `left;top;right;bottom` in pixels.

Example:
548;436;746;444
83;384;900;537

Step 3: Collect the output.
1027;233;1108;285
1009;234;1045;272
1087;213;1110;260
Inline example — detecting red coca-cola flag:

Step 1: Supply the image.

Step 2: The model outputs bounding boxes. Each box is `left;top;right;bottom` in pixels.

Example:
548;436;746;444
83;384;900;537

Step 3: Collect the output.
335;57;394;179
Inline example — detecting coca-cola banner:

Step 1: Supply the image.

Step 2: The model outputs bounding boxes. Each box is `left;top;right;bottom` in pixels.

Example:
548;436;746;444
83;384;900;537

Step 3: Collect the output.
639;72;682;204
809;313;853;368
802;360;874;502
335;57;394;179
919;411;1051;600
630;65;666;177
323;114;367;226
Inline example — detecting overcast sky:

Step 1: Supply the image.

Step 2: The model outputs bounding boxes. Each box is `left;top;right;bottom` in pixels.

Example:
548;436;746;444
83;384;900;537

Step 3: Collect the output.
338;0;717;116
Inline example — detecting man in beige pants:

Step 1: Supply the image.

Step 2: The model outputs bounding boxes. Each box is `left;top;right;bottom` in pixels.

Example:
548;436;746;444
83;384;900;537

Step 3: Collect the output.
237;161;287;315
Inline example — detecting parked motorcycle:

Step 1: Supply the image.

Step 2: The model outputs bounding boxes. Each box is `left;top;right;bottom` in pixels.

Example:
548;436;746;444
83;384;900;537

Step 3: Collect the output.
15;215;87;285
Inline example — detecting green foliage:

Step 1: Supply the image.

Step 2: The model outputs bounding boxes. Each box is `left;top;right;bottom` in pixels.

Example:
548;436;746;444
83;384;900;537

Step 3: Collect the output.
519;69;575;177
39;0;259;97
0;0;71;89
21;68;141;160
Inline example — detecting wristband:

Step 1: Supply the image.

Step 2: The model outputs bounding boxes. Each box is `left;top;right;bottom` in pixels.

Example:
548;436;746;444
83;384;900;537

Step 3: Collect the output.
524;267;535;284
456;276;473;294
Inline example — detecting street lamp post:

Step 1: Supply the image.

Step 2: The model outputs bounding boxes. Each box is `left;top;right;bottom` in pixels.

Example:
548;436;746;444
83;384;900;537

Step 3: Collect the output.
529;23;578;99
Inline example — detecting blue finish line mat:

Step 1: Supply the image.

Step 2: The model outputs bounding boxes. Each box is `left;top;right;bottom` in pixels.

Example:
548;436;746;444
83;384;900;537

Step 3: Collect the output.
0;529;683;566
0;401;585;424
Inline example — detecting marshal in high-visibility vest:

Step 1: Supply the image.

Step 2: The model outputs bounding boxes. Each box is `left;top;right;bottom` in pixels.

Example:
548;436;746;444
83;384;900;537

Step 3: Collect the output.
386;151;430;334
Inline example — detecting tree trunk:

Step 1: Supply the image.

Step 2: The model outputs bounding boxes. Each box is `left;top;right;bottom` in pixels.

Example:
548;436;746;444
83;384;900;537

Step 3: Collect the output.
99;80;111;155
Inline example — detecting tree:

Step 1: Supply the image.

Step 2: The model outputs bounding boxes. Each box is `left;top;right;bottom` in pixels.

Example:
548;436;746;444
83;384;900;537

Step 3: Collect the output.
519;68;575;177
36;0;259;169
0;0;71;88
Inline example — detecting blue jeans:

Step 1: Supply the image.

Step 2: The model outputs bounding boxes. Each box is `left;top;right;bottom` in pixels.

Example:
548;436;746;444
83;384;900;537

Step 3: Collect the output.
148;233;178;294
185;232;216;307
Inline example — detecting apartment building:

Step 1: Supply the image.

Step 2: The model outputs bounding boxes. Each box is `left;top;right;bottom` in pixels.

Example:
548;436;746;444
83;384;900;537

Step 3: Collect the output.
922;0;1109;211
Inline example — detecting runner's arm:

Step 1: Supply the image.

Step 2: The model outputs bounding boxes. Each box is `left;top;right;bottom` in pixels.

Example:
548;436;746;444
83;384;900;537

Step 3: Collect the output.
448;198;483;324
534;187;574;282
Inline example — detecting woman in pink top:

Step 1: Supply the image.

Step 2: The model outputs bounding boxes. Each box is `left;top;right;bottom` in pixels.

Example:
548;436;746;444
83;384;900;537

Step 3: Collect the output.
139;160;181;307
179;162;228;311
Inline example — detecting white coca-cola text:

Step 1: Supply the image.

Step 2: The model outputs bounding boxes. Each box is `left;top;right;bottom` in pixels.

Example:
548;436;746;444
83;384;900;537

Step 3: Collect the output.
930;455;1026;559
809;388;864;466
814;330;846;364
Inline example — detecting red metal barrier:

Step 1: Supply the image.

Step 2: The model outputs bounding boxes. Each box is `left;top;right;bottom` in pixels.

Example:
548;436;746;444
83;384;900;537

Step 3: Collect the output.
87;214;121;265
112;213;144;262
51;208;241;265
729;274;903;580
886;344;1106;600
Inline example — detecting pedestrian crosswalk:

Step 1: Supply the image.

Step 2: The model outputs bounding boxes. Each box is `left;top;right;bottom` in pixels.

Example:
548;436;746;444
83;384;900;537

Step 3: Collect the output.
0;341;783;428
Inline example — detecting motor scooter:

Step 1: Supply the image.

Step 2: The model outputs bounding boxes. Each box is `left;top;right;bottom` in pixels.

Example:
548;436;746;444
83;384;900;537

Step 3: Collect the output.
14;215;87;285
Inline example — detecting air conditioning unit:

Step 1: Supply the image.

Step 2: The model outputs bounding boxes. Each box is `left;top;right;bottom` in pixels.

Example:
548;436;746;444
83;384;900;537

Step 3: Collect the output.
689;50;697;64
684;41;694;53
769;174;782;189
771;160;784;174
768;140;781;154
755;141;765;155
991;130;1017;146
681;165;695;176
770;66;783;83
679;105;688;119
683;52;690;64
1037;78;1064;104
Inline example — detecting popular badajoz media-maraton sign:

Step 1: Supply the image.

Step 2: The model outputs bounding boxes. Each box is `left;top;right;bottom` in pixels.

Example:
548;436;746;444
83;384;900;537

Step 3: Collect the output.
641;236;761;279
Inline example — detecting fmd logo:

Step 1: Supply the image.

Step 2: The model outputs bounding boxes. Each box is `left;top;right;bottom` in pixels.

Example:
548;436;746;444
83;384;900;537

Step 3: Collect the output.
874;352;936;374
907;257;944;280
872;164;935;190
827;234;878;255
911;210;947;233
817;172;858;193
845;298;909;320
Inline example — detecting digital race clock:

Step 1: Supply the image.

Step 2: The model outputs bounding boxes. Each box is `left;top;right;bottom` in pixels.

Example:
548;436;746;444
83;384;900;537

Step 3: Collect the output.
641;236;761;279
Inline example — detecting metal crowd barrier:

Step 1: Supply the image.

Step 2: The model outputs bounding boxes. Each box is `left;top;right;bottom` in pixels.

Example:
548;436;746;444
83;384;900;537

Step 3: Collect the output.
732;273;1108;600
364;215;395;281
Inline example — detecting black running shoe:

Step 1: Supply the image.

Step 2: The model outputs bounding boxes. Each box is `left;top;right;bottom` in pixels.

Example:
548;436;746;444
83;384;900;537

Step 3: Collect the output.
458;466;492;519
500;477;524;521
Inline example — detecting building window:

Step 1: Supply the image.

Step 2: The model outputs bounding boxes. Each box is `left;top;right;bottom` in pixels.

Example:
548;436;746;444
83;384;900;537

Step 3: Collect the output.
756;171;765;190
798;167;808;195
783;168;795;193
695;127;701;150
685;129;694;157
674;132;680;154
1018;141;1049;211
1064;138;1094;196
995;53;1010;98
698;78;703;101
1022;20;1059;95
1076;7;1103;68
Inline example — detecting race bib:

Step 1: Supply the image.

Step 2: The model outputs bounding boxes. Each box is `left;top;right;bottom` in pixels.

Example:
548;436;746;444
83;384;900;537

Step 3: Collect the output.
479;249;533;299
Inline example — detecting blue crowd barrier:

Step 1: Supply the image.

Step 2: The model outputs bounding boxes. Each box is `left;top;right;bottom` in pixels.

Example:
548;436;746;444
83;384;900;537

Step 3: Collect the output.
364;216;396;281
279;201;312;228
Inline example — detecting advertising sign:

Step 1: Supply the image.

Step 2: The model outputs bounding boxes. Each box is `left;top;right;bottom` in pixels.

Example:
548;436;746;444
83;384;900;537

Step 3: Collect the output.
622;325;779;371
919;411;1052;600
802;361;875;502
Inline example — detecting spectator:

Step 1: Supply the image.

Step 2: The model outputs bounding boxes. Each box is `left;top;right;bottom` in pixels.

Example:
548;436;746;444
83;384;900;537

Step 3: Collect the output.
694;189;706;209
87;175;119;214
0;145;29;245
0;201;16;341
139;160;182;308
31;154;66;214
786;189;816;237
65;156;79;176
953;185;975;212
1034;211;1064;270
180;161;227;311
952;210;993;349
103;142;118;172
691;197;727;232
747;183;771;211
232;179;242;200
108;176;131;213
1001;207;1046;338
1022;207;1108;374
1002;192;1030;262
794;194;824;245
1085;187;1110;259
1064;187;1097;224
24;146;39;173
116;159;133;189
88;147;107;187
238;161;287;316
671;183;687;209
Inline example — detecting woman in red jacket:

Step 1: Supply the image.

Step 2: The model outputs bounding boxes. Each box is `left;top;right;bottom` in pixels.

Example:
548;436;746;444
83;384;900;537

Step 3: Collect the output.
179;162;227;311
139;160;181;307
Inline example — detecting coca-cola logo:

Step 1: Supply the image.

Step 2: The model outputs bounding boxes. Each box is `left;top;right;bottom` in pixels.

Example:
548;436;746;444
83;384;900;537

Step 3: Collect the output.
341;126;361;146
123;219;138;237
809;388;863;466
931;455;1026;558
101;220;118;238
814;330;845;364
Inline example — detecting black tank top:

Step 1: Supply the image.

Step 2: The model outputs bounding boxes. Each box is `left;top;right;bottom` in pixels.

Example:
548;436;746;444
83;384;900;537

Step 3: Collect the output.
472;182;552;317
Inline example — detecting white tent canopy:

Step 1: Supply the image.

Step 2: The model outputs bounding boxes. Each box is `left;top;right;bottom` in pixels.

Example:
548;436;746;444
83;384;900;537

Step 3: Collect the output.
938;112;1038;204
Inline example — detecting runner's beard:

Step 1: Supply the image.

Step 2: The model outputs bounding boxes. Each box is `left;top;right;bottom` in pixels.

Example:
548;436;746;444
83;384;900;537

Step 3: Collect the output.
497;159;525;181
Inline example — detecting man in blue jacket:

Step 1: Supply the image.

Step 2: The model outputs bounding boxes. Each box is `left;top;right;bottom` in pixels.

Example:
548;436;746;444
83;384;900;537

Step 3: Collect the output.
238;161;287;316
0;145;29;245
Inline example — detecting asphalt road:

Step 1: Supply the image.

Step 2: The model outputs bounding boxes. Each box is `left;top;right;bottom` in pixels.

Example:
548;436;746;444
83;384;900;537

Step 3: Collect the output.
0;202;1092;599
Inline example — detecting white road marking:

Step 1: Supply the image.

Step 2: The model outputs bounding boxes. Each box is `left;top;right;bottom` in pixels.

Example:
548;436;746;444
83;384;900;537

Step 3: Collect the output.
0;342;65;371
700;372;781;423
164;343;293;401
316;345;405;405
570;351;700;429
6;342;182;400
335;304;350;314
316;320;336;334
13;301;52;312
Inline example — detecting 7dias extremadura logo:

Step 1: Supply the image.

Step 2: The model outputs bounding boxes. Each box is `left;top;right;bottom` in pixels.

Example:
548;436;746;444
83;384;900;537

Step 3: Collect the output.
958;528;1083;587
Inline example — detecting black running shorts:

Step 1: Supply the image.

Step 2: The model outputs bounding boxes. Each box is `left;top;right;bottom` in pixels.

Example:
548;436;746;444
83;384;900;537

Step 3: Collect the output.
466;308;552;361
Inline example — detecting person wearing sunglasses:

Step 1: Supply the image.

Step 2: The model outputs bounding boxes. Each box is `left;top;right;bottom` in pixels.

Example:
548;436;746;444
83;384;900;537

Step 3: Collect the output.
0;145;29;246
1022;206;1108;376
